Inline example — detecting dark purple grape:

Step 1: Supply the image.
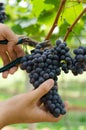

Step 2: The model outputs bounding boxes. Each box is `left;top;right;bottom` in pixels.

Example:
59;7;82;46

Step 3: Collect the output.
53;108;60;117
56;39;62;46
0;3;4;6
59;43;65;49
43;73;49;80
75;54;84;61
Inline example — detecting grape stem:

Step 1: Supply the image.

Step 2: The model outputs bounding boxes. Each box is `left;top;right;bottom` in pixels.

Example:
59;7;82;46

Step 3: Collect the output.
63;8;86;41
45;0;67;40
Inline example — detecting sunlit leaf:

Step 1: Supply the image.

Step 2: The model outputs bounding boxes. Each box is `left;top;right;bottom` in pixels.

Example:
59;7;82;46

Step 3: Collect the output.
60;2;83;24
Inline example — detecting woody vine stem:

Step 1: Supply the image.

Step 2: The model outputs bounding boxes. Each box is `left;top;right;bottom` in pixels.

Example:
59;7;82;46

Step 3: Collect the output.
45;0;86;42
45;0;66;40
63;8;86;41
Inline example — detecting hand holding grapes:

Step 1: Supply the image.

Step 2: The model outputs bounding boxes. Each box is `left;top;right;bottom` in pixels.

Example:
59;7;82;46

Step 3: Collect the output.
0;23;24;78
0;79;68;129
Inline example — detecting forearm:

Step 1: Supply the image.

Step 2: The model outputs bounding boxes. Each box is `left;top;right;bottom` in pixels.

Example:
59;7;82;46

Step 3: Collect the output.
0;101;16;129
0;99;27;129
0;102;7;129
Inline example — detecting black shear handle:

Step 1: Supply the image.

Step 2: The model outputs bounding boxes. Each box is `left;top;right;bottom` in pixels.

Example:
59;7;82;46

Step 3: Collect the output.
0;57;22;73
0;39;51;73
0;38;24;73
0;38;23;45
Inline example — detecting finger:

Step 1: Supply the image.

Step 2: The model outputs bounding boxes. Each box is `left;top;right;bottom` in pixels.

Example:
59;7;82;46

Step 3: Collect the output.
35;100;69;123
9;66;18;74
14;45;25;57
0;51;10;63
36;108;63;122
43;112;63;122
7;43;17;60
9;45;24;74
2;71;9;78
31;79;54;102
64;101;69;111
7;43;20;74
0;52;10;78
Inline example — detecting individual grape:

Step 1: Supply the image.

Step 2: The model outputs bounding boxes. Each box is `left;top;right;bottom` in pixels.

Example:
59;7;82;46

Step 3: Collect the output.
61;49;66;55
56;39;62;46
49;104;56;112
36;68;42;73
46;58;52;64
60;55;65;60
26;66;32;73
38;57;43;62
65;46;70;52
75;54;84;61
59;43;66;49
30;78;35;84
49;72;55;79
78;48;84;54
20;61;28;70
34;81;40;88
48;54;53;59
33;73;39;80
0;3;4;6
38;77;45;84
43;73;49;80
60;108;66;115
38;62;45;68
53;108;60;117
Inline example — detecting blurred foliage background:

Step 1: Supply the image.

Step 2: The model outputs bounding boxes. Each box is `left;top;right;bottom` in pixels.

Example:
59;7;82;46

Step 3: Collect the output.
0;0;86;130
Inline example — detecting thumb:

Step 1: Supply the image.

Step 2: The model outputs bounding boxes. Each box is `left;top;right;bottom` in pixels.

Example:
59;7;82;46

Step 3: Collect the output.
32;79;54;101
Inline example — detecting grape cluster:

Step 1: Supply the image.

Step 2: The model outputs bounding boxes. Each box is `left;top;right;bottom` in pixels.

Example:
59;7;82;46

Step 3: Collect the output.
55;40;72;74
21;39;86;117
20;40;72;117
0;2;7;23
72;46;86;75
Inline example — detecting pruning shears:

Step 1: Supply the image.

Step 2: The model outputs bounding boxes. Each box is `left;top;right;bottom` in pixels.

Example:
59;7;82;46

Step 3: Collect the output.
0;37;50;73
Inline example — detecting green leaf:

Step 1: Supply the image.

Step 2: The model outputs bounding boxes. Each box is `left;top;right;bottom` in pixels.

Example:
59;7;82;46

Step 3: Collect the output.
59;19;70;37
60;2;83;24
31;0;45;17
16;0;21;3
38;10;56;26
31;0;54;17
11;24;23;34
44;0;60;7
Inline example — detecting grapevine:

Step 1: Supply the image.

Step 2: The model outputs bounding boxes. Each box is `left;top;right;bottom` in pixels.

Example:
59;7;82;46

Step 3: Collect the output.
0;1;86;118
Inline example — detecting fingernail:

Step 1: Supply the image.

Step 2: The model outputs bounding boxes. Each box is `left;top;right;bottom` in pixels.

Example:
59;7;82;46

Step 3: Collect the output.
47;79;54;87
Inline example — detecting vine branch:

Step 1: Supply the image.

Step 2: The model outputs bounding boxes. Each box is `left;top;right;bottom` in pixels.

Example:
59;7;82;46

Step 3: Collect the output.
63;8;86;41
45;0;67;40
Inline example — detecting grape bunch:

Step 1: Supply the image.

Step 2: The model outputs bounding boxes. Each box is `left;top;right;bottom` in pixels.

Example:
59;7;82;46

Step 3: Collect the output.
55;40;72;74
0;2;7;23
71;46;86;75
20;40;72;117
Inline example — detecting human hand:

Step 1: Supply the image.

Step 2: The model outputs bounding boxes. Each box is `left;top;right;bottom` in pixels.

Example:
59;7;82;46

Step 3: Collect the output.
0;79;68;128
0;23;24;78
